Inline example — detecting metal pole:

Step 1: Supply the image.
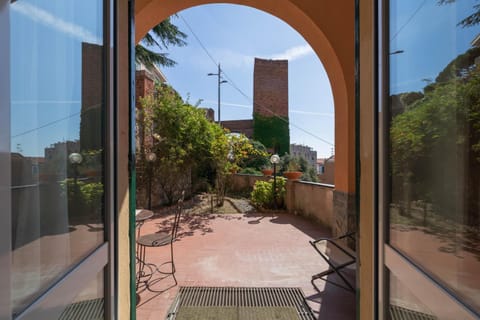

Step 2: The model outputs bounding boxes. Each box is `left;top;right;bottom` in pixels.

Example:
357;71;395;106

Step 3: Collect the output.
217;64;221;125
148;163;152;210
73;164;78;185
273;163;277;209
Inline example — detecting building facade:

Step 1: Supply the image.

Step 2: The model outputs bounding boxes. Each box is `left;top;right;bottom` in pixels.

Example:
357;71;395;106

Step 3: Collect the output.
221;58;290;155
290;143;317;168
317;155;334;185
252;58;290;154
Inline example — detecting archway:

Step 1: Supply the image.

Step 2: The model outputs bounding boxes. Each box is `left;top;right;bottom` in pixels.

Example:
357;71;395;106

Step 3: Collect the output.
135;0;355;204
133;0;357;316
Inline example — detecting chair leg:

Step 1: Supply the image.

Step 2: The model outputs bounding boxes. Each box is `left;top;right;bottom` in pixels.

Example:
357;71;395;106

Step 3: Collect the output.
137;241;178;293
311;269;355;293
170;241;178;285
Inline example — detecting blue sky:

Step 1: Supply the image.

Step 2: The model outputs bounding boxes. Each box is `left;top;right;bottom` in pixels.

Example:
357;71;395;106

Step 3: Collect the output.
10;0;102;157
158;4;336;158
9;1;480;158
390;0;479;94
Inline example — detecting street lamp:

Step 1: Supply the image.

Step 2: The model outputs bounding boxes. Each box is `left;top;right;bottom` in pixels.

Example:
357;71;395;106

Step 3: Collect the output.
390;49;404;55
146;152;157;210
270;154;280;209
208;63;228;125
68;152;83;184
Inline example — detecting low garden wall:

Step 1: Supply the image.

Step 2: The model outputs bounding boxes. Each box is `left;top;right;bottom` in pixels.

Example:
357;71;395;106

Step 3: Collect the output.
230;174;335;231
285;180;334;231
229;174;269;192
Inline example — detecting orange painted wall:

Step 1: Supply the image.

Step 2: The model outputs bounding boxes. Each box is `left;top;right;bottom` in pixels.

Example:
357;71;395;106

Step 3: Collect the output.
134;0;356;195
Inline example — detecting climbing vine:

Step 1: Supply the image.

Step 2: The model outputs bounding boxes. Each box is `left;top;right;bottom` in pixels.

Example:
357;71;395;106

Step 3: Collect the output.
253;113;290;155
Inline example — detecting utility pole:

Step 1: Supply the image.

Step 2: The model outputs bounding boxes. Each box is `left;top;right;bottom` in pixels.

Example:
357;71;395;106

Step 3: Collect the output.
208;64;227;125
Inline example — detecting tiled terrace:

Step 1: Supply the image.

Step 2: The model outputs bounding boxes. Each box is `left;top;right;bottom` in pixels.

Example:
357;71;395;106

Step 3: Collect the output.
136;200;355;320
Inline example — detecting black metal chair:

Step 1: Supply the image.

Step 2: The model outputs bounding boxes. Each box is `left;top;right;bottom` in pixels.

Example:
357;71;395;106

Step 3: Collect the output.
309;232;356;292
136;194;184;292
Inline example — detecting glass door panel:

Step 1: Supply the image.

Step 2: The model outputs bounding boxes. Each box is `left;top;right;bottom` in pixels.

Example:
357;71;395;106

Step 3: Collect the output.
386;0;480;315
10;0;106;315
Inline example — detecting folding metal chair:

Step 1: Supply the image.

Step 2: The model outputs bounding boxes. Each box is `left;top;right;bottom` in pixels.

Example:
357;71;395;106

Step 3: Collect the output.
309;232;356;292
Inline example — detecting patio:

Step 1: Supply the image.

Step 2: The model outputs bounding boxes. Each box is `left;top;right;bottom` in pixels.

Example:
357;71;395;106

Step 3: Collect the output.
136;197;356;320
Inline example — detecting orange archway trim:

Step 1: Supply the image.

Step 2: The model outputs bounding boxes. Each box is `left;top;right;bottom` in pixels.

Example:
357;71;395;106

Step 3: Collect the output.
135;0;355;194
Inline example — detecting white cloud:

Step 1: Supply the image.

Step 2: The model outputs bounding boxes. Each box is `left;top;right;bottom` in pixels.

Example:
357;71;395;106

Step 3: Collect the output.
202;100;333;117
203;100;251;109
268;44;314;61
12;2;102;44
289;109;334;117
208;49;253;69
198;44;314;71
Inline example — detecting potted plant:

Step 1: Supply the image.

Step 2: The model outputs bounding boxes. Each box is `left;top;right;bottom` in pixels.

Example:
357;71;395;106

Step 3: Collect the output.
261;165;273;176
283;159;302;180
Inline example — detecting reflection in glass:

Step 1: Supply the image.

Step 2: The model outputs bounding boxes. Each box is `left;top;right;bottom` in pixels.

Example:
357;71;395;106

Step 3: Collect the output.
58;270;104;320
389;272;436;320
10;0;105;315
388;0;480;313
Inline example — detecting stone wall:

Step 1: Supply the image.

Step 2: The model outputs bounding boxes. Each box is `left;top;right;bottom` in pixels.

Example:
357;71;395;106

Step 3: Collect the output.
230;174;336;231
80;43;103;151
225;174;355;238
253;58;288;117
285;180;334;230
229;174;269;193
333;190;356;248
222;120;254;138
135;70;155;108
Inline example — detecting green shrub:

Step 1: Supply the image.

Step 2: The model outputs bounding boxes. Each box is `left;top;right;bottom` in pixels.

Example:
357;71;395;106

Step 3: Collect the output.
81;182;104;214
60;179;103;216
239;167;262;175
251;177;286;209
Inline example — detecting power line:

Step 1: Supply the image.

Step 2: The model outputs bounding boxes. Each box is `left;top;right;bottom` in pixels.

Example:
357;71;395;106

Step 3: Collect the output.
390;0;427;41
12;111;81;139
177;14;334;147
178;14;218;66
11;102;102;139
222;77;334;146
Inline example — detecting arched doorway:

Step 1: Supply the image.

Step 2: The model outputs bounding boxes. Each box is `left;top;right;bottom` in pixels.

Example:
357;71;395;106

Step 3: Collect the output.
135;0;356;241
133;0;358;318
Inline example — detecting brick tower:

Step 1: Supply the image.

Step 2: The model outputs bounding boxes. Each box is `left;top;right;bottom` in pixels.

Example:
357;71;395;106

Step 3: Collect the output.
253;58;290;154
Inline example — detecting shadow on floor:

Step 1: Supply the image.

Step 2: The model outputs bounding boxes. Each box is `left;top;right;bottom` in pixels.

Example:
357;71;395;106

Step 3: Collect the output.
306;269;356;319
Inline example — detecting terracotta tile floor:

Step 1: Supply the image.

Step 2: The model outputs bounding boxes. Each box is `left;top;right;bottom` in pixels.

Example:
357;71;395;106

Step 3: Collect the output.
136;210;356;320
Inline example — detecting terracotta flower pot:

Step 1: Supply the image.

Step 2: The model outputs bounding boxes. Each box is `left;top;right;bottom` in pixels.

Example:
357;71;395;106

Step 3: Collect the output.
283;171;302;180
261;169;273;176
85;169;99;177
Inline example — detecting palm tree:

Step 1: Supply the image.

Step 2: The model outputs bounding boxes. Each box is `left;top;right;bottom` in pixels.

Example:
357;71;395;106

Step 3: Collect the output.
136;17;187;68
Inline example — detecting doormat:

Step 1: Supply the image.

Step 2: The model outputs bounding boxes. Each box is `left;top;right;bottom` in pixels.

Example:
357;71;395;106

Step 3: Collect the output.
390;305;437;320
58;298;104;320
166;286;315;320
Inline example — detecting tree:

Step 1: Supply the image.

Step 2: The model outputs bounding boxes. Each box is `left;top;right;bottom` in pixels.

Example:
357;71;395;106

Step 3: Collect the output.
225;134;269;172
390;47;480;224
438;0;480;28
241;139;270;170
136;17;187;68
279;153;318;182
137;83;230;205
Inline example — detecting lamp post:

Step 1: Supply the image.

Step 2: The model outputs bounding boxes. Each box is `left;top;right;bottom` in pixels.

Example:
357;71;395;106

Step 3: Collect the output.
270;154;280;209
208;64;227;125
146;152;157;210
68;152;83;185
390;50;404;55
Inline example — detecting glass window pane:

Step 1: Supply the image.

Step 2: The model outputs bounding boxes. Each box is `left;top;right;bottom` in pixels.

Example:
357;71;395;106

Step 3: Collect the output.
388;0;480;313
388;272;436;320
10;0;105;315
58;270;104;320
